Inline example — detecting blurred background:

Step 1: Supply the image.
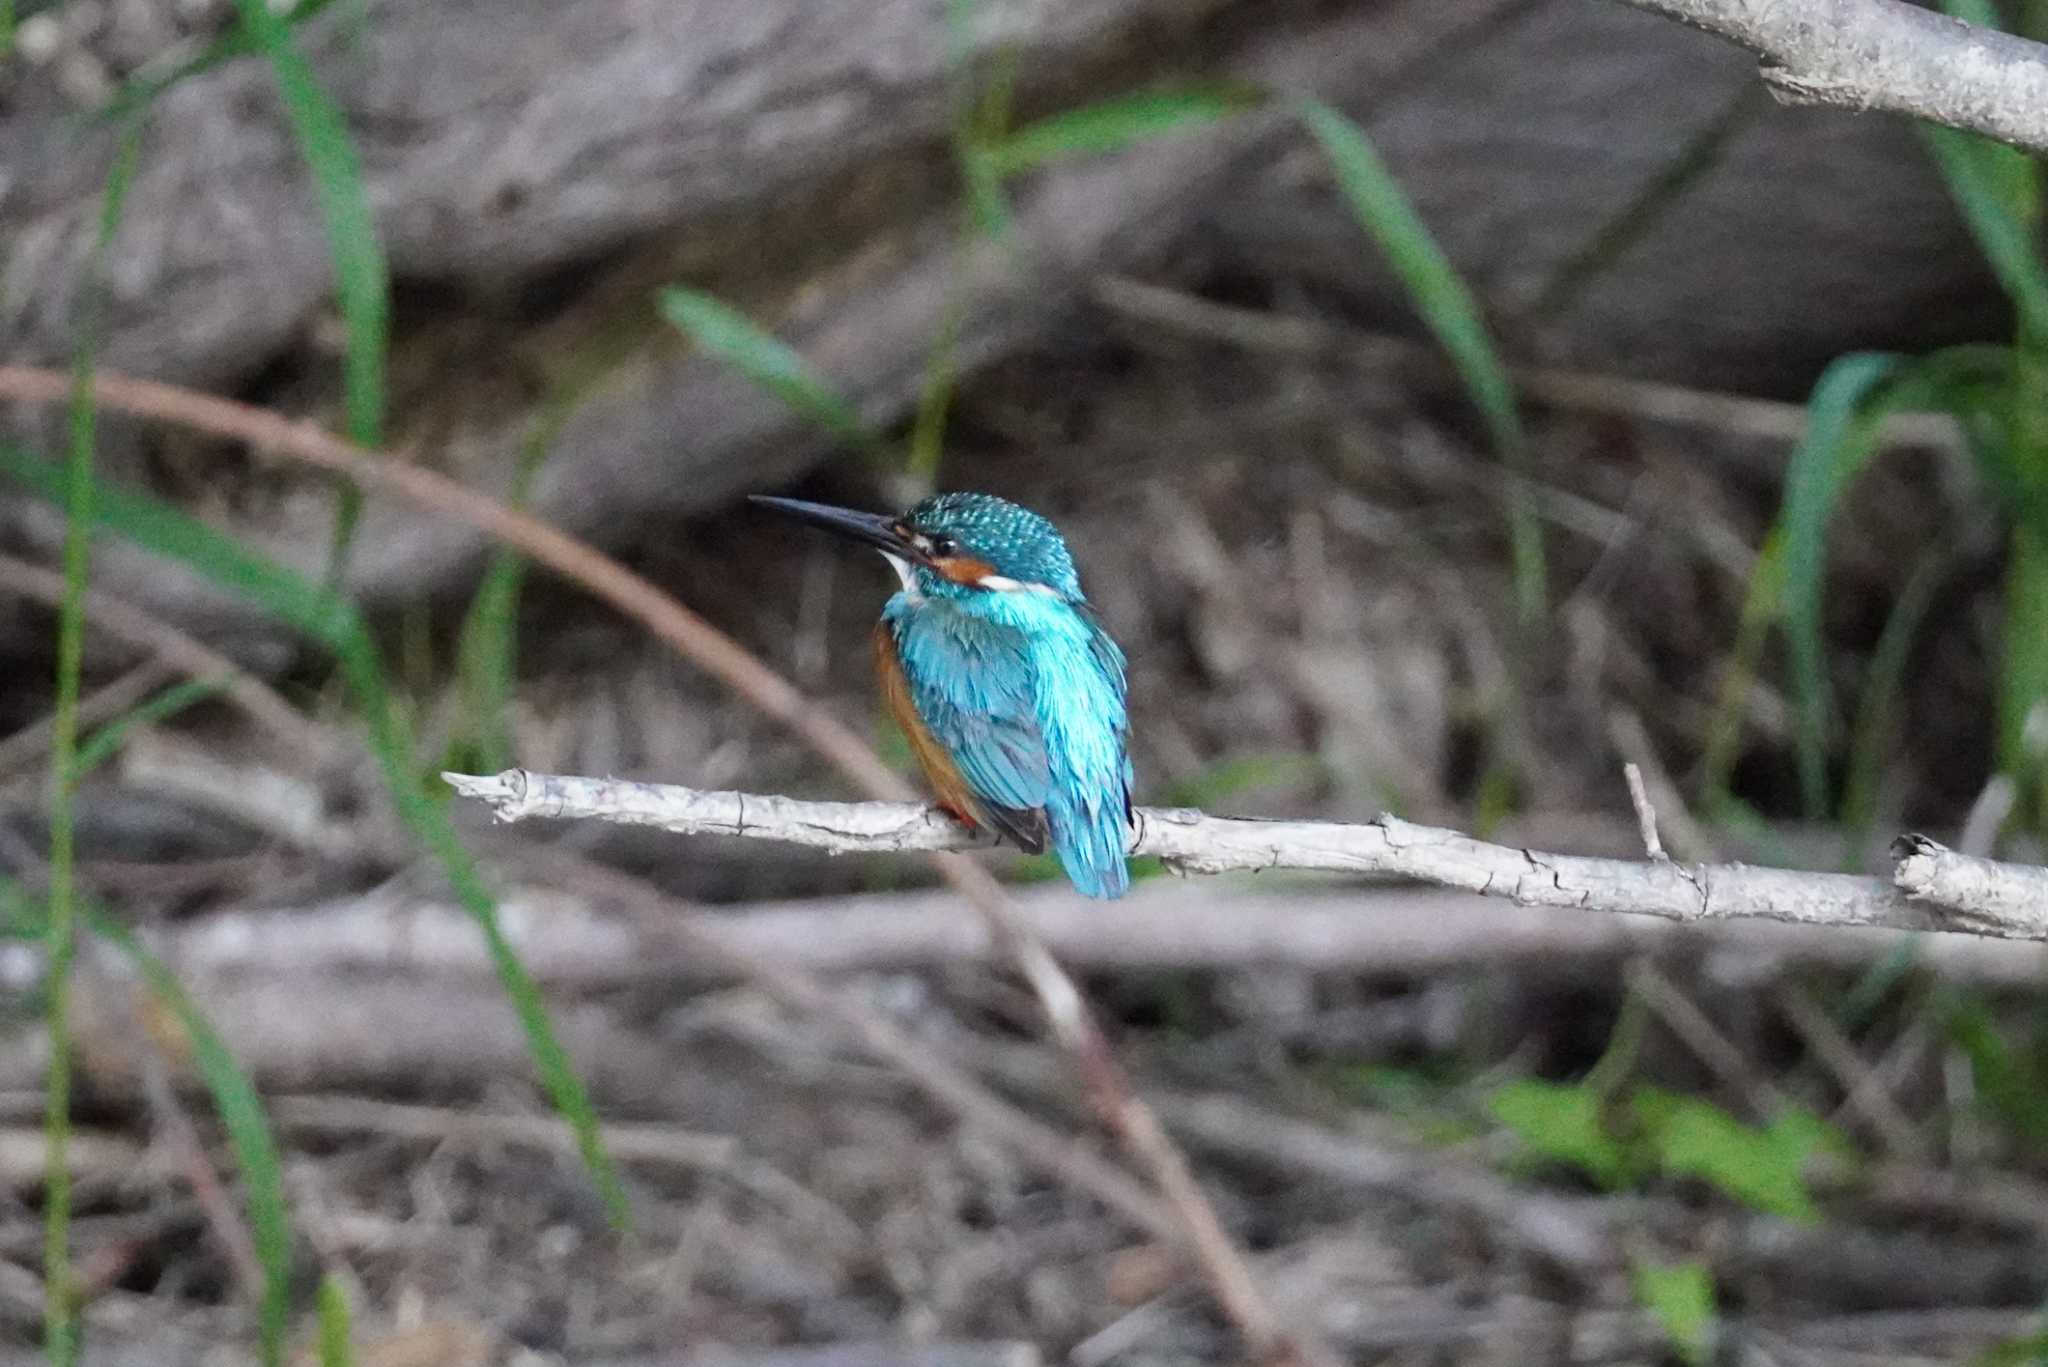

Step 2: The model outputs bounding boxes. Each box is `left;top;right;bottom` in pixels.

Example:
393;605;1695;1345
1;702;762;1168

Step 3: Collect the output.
2;0;2046;1362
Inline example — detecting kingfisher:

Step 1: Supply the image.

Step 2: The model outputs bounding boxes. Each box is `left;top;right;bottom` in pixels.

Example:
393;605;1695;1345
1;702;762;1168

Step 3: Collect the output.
751;490;1134;898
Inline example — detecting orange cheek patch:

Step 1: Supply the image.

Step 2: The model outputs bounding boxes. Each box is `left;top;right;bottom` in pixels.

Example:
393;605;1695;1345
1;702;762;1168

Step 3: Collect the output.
932;554;997;585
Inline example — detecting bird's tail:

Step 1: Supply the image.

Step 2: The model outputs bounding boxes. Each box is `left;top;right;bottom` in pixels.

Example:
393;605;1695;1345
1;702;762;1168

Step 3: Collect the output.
1051;797;1131;899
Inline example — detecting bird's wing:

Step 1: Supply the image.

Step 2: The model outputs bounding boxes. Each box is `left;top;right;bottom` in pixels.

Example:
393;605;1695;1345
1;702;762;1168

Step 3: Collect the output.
1076;602;1135;823
876;616;1053;854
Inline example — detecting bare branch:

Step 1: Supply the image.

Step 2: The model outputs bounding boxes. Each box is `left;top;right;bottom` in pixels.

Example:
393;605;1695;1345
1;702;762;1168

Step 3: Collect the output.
1621;761;1668;862
0;363;1319;1367
143;879;2048;991
445;769;2048;940
1613;0;2048;155
1893;835;2048;931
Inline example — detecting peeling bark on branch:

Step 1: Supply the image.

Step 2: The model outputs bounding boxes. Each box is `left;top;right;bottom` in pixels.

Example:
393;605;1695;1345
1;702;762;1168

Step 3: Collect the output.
1614;0;2048;154
1893;835;2048;929
445;769;2048;939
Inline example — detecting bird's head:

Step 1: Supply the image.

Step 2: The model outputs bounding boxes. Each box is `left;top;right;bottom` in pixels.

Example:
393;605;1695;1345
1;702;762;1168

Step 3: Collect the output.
750;490;1084;602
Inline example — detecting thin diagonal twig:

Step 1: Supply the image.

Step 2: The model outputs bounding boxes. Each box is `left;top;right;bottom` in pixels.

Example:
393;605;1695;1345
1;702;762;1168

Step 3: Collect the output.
0;550;327;759
0;660;173;781
0;363;1319;1367
1773;982;1930;1162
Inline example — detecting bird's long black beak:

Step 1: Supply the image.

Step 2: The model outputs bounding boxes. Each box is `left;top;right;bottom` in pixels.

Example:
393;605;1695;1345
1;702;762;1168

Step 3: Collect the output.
748;495;923;561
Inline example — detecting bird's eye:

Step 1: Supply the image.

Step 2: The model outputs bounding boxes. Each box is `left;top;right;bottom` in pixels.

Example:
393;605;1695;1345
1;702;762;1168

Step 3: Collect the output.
927;534;958;558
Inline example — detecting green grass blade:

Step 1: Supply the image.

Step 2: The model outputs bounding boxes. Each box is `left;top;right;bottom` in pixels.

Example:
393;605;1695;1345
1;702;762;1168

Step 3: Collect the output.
1841;543;1953;836
1943;0;2042;235
946;0;1017;236
43;120;142;1367
659;287;881;457
1296;98;1515;452
1943;0;2002;28
985;84;1258;176
1;1;14;58
227;0;388;581
959;145;1010;239
452;523;535;772
903;268;969;496
94;0;349;126
317;1276;354;1367
1778;346;2008;818
1925;125;2048;333
1946;991;2048;1150
1777;352;1904;816
1297;97;1546;623
72;677;227;782
84;908;292;1364
1956;0;2048;823
451;321;674;772
1699;532;1784;815
0;447;632;1230
6;453;350;639
2002;522;2048;788
911;0;1019;482
451;405;572;773
1942;0;2043;227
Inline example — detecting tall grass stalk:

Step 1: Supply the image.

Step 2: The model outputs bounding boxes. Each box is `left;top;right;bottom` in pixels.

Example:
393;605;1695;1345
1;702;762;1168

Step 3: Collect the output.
43;121;141;1367
452;319;659;773
1767;342;2003;824
1698;534;1782;815
1923;0;2048;826
904;0;1022;493
227;0;389;583
71;677;225;780
452;408;575;773
1776;352;1901;816
100;0;348;123
1840;543;1953;837
86;908;292;1363
1296;98;1545;626
6;872;296;1366
902;272;968;498
317;1276;354;1367
0;448;631;1229
945;0;1016;237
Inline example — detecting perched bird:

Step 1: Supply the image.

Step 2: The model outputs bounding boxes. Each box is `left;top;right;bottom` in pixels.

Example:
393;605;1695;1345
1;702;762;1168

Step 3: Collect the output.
751;491;1134;898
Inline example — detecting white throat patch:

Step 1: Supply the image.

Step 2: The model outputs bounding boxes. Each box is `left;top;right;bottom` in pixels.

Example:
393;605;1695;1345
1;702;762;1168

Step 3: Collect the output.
880;551;922;601
977;574;1060;596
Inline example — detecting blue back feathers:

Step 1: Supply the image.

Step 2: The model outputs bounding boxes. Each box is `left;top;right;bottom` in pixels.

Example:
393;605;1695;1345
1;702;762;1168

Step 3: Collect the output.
883;493;1133;898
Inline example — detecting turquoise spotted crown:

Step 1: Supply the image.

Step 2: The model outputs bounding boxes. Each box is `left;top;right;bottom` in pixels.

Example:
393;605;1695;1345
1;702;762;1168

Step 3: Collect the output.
905;492;1084;600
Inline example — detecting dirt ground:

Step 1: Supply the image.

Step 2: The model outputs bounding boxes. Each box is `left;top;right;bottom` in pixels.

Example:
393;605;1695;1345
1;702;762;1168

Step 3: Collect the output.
2;277;2043;1367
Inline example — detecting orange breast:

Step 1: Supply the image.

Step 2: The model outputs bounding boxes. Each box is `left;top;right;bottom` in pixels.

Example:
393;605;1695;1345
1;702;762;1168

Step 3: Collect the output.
873;622;987;830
